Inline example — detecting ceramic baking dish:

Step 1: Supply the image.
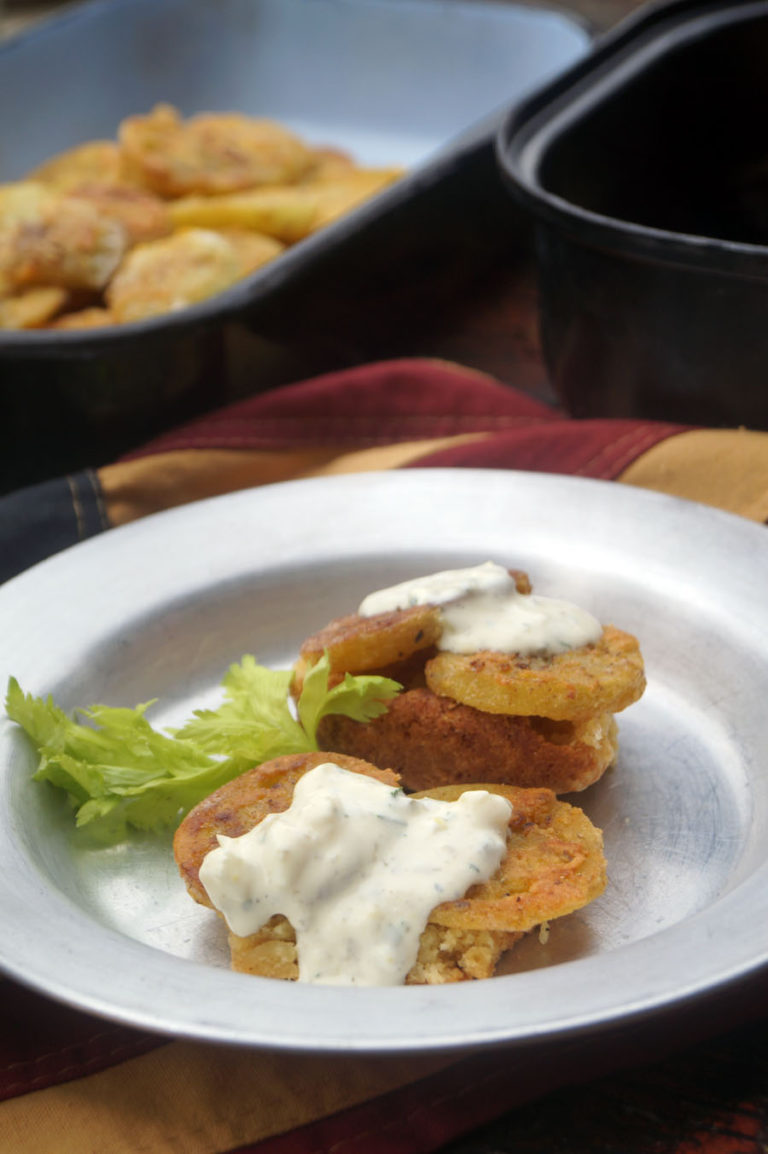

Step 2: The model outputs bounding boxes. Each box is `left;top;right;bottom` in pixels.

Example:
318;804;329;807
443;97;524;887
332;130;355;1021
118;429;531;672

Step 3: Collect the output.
0;0;590;491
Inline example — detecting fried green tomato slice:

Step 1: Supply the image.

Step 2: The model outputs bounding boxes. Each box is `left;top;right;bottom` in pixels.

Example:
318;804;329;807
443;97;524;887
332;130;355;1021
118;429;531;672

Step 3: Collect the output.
317;689;618;793
106;227;243;323
425;624;645;721
292;604;442;692
173;750;397;910
118;103;315;198
292;569;533;693
0;182;127;292
416;782;606;936
173;752;606;984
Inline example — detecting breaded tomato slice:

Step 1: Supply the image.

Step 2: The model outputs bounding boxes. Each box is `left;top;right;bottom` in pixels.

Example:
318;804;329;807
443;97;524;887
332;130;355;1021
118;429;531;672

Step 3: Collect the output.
425;625;645;721
173;751;605;984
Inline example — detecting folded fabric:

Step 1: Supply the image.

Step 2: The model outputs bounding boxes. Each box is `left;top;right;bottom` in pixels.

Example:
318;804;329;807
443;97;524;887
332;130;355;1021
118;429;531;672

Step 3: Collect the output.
100;356;766;524
1;357;766;1154
2;358;766;584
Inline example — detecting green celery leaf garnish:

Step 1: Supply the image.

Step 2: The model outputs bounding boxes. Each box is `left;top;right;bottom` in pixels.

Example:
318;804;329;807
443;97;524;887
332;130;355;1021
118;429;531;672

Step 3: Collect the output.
5;652;401;844
174;655;308;762
296;652;401;741
5;677;241;839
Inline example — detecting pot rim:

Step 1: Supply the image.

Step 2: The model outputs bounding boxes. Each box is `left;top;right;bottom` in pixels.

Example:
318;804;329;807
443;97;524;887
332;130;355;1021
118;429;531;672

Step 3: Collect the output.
496;0;768;281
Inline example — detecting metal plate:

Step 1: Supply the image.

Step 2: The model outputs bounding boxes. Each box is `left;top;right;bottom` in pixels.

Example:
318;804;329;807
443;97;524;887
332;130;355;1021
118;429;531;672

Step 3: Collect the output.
1;469;766;1053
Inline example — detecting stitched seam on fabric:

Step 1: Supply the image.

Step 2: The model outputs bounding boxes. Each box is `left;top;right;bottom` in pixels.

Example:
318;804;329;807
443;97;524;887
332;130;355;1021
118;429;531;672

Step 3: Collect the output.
575;426;677;480
83;467;111;531
143;414;546;446
604;427;685;478
1;1037;164;1098
1;1030;138;1074
178;414;542;431
65;474;86;541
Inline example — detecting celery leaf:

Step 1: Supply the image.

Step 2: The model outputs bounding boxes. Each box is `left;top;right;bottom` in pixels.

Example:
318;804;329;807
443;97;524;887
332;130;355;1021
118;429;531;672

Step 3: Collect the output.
5;653;401;845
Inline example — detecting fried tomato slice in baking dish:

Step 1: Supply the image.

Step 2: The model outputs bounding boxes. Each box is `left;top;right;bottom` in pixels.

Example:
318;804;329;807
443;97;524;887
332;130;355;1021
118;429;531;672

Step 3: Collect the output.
118;104;315;197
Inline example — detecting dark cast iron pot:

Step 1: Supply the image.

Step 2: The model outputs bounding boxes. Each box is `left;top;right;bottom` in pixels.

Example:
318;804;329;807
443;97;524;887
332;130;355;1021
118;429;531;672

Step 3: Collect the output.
498;0;768;430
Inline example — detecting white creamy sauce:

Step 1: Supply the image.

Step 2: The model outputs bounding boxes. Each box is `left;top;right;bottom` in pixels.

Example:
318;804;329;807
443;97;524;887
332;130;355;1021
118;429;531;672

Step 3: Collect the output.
358;561;602;655
199;761;512;987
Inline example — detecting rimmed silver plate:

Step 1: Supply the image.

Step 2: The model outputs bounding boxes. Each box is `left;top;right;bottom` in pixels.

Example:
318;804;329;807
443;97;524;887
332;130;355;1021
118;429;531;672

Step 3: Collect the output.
1;469;766;1052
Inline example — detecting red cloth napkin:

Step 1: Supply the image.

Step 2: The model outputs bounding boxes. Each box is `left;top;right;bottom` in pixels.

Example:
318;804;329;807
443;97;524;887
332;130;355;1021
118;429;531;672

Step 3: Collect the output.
2;359;767;1154
97;359;767;526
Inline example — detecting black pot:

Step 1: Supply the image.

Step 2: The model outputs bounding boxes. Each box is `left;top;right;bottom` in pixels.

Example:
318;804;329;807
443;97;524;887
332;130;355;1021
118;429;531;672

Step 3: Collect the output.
497;0;768;430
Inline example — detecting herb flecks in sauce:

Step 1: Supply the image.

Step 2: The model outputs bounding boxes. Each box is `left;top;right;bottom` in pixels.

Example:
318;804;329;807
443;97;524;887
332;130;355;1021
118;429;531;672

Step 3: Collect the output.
199;761;512;986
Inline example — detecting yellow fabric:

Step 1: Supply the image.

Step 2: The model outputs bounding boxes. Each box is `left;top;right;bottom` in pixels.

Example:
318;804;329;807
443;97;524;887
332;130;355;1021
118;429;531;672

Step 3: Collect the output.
100;428;768;528
100;436;484;526
0;1041;455;1154
618;428;768;522
17;419;760;1154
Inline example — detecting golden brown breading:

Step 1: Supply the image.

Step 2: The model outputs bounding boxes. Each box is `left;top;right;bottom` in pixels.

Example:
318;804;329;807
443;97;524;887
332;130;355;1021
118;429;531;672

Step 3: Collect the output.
1;109;406;330
28;140;141;191
292;570;534;695
168;167;403;243
214;228;284;277
300;167;404;231
226;913;522;984
48;305;114;330
0;180;59;227
292;569;643;793
0;285;70;329
292;605;443;693
0;184;127;292
168;186;321;244
425;625;646;721
300;146;357;183
173;752;606;985
317;690;619;793
118;103;315;197
105;227;248;323
63;183;172;247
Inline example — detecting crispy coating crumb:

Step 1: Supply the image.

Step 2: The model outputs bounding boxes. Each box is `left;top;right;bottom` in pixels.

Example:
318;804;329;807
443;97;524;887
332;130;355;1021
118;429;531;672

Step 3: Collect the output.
215;228;284;277
173;752;606;985
293;569;532;692
227;915;522;984
168;186;318;244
